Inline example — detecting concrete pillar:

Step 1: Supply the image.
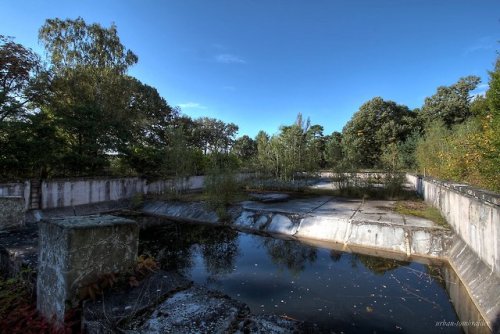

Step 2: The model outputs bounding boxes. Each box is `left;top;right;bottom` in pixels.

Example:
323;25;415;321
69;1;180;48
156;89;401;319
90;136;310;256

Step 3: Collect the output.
36;215;138;324
0;196;25;231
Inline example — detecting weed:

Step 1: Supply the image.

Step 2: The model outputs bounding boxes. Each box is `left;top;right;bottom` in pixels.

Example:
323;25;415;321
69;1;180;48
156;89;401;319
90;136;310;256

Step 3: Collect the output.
394;200;448;228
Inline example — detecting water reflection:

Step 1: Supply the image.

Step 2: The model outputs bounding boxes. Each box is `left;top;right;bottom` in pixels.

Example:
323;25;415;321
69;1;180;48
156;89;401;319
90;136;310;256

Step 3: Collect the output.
139;223;238;275
139;220;465;333
199;229;239;275
351;254;410;275
262;238;317;275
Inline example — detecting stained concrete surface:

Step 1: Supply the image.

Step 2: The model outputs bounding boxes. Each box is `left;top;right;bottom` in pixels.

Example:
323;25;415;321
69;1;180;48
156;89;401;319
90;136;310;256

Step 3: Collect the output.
37;215;139;323
0;222;37;277
145;196;451;259
122;285;309;334
83;270;192;333
0;196;25;230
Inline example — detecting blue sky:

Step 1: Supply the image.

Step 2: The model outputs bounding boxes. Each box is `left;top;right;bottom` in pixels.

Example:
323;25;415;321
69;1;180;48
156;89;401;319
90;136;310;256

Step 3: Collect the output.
2;0;499;137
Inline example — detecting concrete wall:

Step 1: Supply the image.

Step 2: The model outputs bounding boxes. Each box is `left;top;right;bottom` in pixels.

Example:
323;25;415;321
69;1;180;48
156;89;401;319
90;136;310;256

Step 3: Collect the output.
0;197;26;230
41;178;145;209
40;175;213;209
0;181;30;210
0;174;253;211
406;174;500;276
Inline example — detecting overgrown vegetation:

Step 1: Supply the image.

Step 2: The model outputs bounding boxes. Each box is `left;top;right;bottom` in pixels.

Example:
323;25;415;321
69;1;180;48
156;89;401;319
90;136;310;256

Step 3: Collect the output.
203;155;243;220
0;255;158;334
1;17;498;192
394;201;448;228
0;268;80;333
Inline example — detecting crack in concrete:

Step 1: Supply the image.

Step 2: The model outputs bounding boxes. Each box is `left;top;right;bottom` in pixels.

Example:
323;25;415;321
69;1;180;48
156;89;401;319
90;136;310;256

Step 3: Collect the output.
343;201;365;246
306;197;334;215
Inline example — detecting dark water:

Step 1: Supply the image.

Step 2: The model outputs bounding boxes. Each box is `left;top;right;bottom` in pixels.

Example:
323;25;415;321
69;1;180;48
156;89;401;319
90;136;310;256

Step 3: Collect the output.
140;221;463;334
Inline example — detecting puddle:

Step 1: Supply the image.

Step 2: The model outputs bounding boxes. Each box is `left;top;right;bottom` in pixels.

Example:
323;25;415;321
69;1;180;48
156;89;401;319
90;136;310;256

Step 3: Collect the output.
139;220;467;333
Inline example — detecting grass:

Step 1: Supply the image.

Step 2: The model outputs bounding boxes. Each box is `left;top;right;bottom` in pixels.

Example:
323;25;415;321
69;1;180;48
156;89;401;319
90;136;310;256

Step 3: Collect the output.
394;200;449;228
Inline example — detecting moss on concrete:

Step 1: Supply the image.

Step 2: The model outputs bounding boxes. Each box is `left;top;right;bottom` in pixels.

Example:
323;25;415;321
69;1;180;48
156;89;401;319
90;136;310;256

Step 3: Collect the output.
394;200;449;228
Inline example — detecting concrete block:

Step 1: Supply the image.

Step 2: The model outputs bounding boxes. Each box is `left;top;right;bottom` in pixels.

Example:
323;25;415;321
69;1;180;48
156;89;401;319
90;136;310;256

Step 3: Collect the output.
0;196;25;230
36;215;138;324
266;214;298;235
296;216;349;242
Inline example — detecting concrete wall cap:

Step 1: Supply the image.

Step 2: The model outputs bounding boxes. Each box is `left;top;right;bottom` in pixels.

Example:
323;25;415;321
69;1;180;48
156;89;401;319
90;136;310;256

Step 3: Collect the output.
40;215;137;229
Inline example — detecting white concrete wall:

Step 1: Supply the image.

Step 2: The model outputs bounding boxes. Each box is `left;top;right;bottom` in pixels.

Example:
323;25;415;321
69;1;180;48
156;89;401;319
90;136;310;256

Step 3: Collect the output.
0;174;254;211
34;173;254;210
41;178;146;209
407;174;500;275
0;181;30;210
0;182;25;197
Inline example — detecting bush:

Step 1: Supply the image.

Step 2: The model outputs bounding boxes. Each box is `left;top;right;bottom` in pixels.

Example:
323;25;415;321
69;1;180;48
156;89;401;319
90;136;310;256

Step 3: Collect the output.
203;167;240;221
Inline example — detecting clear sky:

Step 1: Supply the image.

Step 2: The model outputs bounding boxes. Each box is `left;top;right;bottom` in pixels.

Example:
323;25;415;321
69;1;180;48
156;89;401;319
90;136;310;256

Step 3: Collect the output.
1;0;499;137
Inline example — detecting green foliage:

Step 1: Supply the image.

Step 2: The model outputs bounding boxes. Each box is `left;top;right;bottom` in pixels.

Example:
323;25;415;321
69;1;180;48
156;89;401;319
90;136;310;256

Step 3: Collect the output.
131;193;144;210
232;135;257;165
341;97;418;169
39;17;137;74
203;165;241;221
416;108;499;192
324;131;343;168
420;76;480;127
394;200;448;228
0;35;40;122
254;113;324;181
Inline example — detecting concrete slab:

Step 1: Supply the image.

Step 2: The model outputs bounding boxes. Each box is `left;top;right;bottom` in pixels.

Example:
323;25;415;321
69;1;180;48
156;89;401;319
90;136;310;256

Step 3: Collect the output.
248;193;290;203
242;196;332;214
125;286;248;334
144;201;219;224
310;198;360;219
235;314;306;334
267;214;298;235
0;223;38;277
83;270;191;333
296;216;350;242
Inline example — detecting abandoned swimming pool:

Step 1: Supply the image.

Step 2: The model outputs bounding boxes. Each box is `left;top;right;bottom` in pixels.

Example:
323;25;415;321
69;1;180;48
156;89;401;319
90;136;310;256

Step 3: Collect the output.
139;221;465;334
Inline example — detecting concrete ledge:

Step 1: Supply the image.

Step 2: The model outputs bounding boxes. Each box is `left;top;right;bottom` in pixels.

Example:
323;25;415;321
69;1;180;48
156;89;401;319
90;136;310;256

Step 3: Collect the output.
407;174;500;276
142;199;453;260
37;215;139;324
447;237;500;330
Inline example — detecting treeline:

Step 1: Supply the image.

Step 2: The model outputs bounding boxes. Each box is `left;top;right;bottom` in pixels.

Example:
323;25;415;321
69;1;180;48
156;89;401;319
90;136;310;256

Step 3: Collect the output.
248;70;499;192
0;18;240;180
1;18;498;191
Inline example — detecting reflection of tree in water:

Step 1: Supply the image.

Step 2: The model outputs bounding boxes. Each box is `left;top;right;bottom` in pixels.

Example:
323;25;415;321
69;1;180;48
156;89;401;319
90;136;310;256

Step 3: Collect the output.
351;253;410;275
263;238;317;275
200;228;239;275
139;222;194;273
426;265;446;289
139;221;239;276
330;250;343;262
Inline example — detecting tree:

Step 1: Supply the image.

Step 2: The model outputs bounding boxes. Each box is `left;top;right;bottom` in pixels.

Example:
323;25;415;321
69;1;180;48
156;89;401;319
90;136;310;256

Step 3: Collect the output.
416;57;500;191
0;35;40;122
342;97;417;169
34;18;140;175
232;135;257;164
118;78;179;176
324;132;344;168
420;76;480;127
39;17;137;74
192;117;239;155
